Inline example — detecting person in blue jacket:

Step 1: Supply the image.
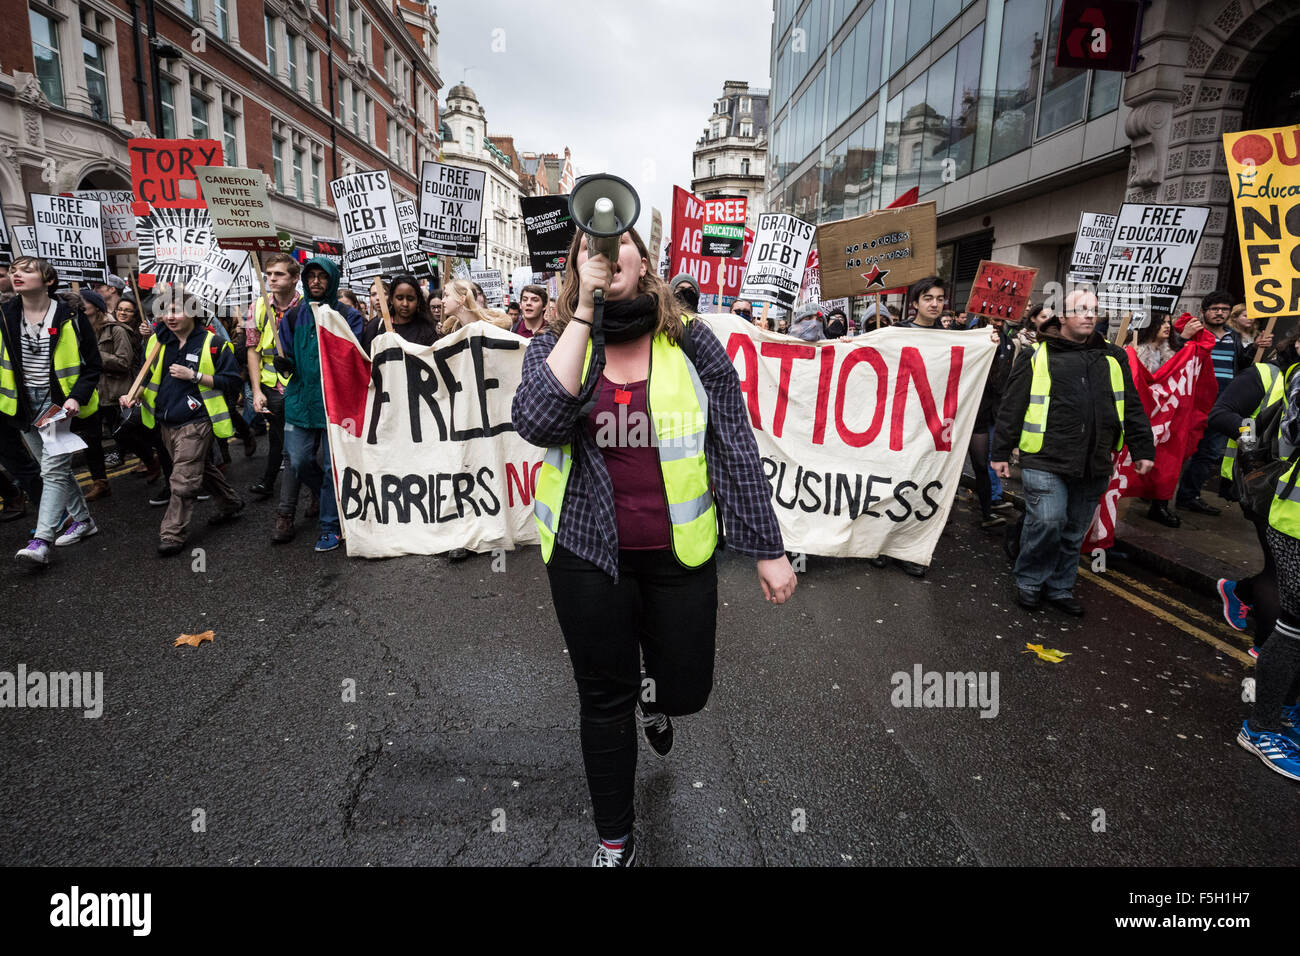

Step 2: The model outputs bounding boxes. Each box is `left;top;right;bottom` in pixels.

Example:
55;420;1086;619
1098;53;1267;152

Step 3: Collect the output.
272;256;364;552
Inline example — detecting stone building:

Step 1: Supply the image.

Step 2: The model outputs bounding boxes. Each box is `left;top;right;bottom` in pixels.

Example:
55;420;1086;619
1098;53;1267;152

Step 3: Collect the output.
691;80;768;228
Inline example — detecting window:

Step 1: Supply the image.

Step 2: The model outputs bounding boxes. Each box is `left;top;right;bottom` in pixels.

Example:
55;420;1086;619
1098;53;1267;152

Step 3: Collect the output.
990;0;1049;163
740;121;752;137
222;109;238;163
465;127;474;151
311;156;322;205
287;32;298;88
383;40;392;82
707;158;716;177
190;91;210;138
1036;0;1087;138
82;36;108;120
272;136;284;191
1088;68;1122;120
213;0;229;39
741;158;750;175
293;146;304;200
265;15;277;73
159;77;177;137
184;0;199;19
305;48;315;101
365;97;373;143
351;85;360;134
30;9;63;107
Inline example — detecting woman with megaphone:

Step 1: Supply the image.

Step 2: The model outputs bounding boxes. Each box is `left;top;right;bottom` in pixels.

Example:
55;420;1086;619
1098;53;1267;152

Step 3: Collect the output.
513;192;796;867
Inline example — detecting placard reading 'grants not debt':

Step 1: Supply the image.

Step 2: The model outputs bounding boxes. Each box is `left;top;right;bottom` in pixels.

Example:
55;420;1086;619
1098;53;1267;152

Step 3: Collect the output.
815;202;938;300
329;170;404;280
418;161;485;259
739;213;816;310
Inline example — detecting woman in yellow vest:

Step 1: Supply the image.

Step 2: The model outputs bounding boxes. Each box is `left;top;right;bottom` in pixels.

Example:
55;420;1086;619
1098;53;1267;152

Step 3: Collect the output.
2;256;102;569
121;285;244;556
512;225;796;867
1238;361;1300;781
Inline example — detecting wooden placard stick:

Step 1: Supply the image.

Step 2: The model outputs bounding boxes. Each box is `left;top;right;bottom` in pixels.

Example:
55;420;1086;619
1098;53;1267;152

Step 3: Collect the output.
1114;313;1132;348
372;275;393;334
1255;315;1278;362
875;292;883;330
121;271;159;405
760;301;769;330
718;257;726;313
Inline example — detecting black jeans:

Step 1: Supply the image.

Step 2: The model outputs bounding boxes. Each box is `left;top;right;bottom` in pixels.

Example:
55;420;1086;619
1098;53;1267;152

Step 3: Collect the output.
0;419;42;500
1237;505;1280;647
72;410;106;481
260;387;286;487
546;544;718;841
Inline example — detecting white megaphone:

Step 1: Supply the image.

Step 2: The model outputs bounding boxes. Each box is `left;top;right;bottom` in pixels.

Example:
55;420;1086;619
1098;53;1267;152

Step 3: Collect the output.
568;174;641;304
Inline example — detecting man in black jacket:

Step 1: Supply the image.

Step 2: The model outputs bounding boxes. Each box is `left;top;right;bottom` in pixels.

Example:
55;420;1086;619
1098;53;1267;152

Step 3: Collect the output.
992;290;1156;616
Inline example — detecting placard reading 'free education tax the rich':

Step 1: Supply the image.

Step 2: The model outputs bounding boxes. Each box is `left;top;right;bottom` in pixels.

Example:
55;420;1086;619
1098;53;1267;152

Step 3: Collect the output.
1067;212;1117;284
31;194;108;284
1098;202;1208;314
418;161;485;259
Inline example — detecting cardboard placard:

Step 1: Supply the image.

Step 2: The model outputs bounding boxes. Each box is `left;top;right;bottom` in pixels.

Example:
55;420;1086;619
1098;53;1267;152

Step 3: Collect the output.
31;194;108;284
739;213;816;310
965;260;1039;320
471;269;504;308
1098;202;1208;314
1067;212;1117;284
13;225;38;257
815;202;938;300
329;170;404;280
1224;123;1300;320
520;194;575;273
188;245;249;307
648;207;663;273
128;138;222;214
396;199;434;279
71;189;134;251
193;166;277;252
136;207;214;284
418;161;485;258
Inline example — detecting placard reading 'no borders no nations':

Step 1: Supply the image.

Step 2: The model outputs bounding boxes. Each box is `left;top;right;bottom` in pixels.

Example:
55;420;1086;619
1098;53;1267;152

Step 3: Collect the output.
418;161;485;259
1224;122;1300;321
815;202;938;300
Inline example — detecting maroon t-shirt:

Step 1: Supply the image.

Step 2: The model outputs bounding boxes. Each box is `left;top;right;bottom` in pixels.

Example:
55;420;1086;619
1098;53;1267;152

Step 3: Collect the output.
584;376;671;550
513;317;543;338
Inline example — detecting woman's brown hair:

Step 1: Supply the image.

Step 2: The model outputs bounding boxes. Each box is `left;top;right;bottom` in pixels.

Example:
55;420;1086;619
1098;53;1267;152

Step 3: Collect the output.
552;227;688;343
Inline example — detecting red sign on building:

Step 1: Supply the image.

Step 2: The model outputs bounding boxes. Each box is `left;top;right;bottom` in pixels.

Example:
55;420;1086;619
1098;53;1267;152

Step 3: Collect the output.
1054;0;1143;73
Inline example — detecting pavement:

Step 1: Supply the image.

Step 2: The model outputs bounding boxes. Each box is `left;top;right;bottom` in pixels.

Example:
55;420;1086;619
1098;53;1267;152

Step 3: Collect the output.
0;445;1293;867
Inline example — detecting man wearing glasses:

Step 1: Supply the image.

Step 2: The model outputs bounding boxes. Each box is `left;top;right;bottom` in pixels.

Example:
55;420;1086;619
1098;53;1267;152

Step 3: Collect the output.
730;299;753;320
1176;290;1274;515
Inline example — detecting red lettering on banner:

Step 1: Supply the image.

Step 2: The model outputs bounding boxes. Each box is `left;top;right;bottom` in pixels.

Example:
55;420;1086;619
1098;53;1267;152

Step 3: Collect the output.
834;348;888;447
1274;129;1300;167
726;332;763;428
760;341;817;438
890;346;963;452
811;347;835;444
505;461;541;507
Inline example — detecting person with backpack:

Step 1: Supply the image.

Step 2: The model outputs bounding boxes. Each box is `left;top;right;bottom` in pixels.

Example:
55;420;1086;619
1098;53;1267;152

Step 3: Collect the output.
1236;352;1300;780
512;223;796;867
1211;331;1300;656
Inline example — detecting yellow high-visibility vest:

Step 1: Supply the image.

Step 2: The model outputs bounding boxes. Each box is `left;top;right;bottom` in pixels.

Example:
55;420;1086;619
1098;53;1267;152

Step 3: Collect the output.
139;330;233;438
253;297;292;388
1018;343;1125;453
1269;366;1300;539
1222;364;1283;480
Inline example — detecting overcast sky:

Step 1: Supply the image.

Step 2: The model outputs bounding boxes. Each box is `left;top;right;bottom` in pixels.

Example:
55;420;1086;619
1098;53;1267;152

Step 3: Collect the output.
434;0;774;247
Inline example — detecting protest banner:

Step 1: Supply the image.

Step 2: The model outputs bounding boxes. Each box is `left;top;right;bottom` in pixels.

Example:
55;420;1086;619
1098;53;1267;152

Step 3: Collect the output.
31;194;108;284
318;312;542;558
472;269;505;308
1086;330;1217;549
815;202;937;300
965;261;1038;320
701;196;748;258
317;311;994;564
649;207;663;274
225;252;256;307
1224;122;1300;320
193;166;278;252
669;185;755;311
740;213;816;310
0;200;11;266
1097;202;1208;315
329;170;404;279
71;189;134;251
395;199;435;279
312;236;346;266
136;207;214;285
13;225;38;257
187;244;249;308
418;161;485;258
520;194;575;272
1067;212;1117;284
127;138;222;214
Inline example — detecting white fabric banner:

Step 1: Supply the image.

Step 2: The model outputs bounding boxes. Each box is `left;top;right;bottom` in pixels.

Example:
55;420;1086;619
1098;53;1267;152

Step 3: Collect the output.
318;312;995;564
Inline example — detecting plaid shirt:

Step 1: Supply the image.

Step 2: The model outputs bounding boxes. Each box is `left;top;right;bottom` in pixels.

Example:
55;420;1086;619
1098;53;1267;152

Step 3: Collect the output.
512;321;785;580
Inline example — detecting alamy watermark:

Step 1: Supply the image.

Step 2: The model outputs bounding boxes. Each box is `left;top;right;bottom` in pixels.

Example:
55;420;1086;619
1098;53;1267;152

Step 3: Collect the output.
0;665;103;718
890;664;999;718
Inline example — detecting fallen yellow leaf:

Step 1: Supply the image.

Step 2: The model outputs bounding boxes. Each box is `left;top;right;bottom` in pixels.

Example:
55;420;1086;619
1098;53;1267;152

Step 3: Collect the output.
1024;642;1070;663
174;630;215;648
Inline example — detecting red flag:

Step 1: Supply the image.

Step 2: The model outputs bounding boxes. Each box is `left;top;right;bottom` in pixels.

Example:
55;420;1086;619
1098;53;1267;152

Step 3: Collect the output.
319;323;371;438
668;185;754;303
1085;325;1217;550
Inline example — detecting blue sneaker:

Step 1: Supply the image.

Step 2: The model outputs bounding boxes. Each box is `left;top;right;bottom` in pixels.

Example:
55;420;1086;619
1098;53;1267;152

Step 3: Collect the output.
1237;721;1300;781
1250;645;1261;659
1218;579;1251;631
314;532;341;553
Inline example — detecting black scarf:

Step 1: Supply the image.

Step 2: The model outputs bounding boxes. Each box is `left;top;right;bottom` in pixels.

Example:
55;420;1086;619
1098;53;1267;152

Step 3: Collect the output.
600;293;659;343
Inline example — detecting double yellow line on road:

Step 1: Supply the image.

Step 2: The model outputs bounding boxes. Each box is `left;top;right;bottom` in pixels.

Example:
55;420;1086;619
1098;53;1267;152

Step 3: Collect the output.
1077;567;1254;666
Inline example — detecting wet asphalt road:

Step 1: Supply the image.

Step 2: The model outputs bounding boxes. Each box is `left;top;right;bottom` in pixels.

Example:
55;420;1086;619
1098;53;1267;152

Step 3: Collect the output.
0;451;1292;867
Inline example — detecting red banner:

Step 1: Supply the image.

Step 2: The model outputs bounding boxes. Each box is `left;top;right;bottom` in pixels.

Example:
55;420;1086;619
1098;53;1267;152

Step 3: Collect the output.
1085;325;1217;549
669;185;754;305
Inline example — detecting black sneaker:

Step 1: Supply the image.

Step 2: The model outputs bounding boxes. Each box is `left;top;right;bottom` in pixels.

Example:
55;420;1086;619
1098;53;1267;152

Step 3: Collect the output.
990;499;1014;513
636;702;674;758
591;834;636;867
1178;497;1221;516
980;514;1007;529
149;489;171;507
897;560;926;578
249;480;274;499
